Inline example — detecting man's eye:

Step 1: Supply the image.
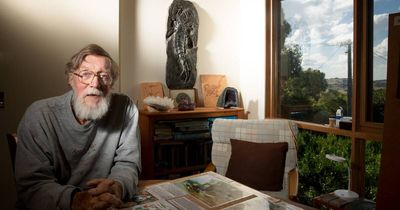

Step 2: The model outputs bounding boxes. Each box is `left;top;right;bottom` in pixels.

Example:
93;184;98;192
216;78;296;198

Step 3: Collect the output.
99;73;110;79
81;71;92;76
81;72;93;77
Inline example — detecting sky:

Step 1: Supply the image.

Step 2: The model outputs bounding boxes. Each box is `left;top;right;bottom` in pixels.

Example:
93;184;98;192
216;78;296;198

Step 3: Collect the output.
281;0;400;80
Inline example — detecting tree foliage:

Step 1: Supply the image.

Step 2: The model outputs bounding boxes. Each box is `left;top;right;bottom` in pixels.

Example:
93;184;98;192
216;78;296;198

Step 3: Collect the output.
282;68;327;105
314;89;347;116
365;140;381;201
372;89;386;123
297;131;381;206
281;44;303;78
297;131;350;206
280;19;292;48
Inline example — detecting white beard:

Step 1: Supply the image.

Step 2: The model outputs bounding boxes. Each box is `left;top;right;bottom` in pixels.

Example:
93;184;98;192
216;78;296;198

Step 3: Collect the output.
72;88;111;121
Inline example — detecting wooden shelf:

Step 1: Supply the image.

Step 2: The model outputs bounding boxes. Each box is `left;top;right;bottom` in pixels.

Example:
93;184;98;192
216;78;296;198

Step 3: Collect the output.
155;139;212;145
140;107;246;119
139;107;245;179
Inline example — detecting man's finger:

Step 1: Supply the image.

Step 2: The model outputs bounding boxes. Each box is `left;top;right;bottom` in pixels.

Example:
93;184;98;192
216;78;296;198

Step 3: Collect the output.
88;185;109;196
98;193;123;207
86;178;110;187
87;179;116;195
71;191;92;210
91;199;109;210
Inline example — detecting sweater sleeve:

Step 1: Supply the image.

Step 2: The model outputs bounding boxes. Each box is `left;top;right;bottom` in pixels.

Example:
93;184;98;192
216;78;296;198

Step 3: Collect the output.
108;99;142;200
15;112;78;210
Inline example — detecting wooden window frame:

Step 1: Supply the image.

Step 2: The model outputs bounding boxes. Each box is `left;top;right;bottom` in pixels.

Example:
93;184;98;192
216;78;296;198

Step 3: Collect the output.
266;0;384;197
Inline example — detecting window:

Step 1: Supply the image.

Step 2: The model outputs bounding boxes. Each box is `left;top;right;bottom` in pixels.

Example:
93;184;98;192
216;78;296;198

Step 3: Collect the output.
266;0;398;198
367;0;400;123
278;0;354;125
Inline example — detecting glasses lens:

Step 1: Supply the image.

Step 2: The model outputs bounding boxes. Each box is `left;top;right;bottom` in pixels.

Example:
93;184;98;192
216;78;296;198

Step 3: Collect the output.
76;71;112;85
80;71;94;84
99;73;112;85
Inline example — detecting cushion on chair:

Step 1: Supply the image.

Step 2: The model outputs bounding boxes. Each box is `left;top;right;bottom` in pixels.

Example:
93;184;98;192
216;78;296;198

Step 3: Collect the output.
225;139;288;191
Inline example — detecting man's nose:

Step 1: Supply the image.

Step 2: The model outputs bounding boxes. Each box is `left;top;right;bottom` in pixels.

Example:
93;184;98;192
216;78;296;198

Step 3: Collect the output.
89;75;101;88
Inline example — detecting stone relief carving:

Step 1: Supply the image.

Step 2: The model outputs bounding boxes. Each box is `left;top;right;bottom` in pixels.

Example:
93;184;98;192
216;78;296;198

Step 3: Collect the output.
166;0;199;89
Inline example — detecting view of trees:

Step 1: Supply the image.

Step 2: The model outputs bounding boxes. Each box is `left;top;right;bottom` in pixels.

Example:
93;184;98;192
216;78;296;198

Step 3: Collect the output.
296;131;381;206
282;68;328;105
314;89;347;117
279;19;346;122
280;15;382;205
280;42;344;123
279;17;385;123
372;89;386;123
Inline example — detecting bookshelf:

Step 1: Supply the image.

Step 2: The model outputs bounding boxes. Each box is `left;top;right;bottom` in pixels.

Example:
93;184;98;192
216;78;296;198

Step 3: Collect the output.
139;107;245;179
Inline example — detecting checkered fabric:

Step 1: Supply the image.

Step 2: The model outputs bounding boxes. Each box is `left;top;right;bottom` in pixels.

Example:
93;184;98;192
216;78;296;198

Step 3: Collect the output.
211;118;298;199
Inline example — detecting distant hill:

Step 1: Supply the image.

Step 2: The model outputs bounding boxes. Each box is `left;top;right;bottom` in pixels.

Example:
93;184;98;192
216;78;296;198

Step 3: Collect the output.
326;78;348;93
326;78;386;93
373;80;387;89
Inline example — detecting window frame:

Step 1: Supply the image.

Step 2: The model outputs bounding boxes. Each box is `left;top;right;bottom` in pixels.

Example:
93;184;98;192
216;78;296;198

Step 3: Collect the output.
265;0;384;197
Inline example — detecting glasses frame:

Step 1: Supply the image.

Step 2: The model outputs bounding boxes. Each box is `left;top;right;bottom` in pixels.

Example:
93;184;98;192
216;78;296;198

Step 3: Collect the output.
72;71;113;86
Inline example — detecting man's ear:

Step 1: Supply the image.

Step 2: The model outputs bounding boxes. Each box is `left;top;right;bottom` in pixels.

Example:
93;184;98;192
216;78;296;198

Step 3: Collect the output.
68;76;74;87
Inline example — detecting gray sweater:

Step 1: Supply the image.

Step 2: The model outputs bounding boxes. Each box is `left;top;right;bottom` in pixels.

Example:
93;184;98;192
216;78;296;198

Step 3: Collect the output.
15;91;141;210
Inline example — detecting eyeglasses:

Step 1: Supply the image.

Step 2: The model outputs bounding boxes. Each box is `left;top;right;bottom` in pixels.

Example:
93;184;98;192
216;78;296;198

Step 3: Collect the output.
73;70;113;85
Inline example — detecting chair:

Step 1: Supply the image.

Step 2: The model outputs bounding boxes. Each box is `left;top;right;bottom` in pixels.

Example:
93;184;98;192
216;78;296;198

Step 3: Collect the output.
210;118;298;200
6;133;17;171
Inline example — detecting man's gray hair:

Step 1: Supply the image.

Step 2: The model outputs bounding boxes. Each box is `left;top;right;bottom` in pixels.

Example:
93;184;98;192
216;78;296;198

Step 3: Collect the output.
65;44;118;85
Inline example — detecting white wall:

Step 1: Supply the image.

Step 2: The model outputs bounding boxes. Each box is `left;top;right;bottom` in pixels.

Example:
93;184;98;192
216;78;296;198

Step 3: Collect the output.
0;1;118;208
120;0;265;119
240;0;266;119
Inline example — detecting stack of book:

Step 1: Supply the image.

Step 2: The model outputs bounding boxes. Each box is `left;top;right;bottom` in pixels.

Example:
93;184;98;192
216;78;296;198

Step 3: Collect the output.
154;122;173;141
173;120;211;141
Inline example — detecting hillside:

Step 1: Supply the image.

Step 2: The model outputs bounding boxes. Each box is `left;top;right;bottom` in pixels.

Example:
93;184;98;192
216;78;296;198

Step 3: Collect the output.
326;78;386;93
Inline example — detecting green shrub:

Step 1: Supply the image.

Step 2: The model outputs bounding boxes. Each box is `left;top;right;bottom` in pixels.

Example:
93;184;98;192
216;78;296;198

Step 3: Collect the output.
365;141;381;201
296;131;381;206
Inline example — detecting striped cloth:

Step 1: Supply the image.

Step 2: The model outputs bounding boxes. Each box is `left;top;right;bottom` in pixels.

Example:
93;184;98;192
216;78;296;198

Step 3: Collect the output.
211;118;298;199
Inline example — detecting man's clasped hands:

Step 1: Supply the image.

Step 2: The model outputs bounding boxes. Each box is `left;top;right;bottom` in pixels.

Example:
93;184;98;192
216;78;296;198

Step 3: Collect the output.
72;179;123;210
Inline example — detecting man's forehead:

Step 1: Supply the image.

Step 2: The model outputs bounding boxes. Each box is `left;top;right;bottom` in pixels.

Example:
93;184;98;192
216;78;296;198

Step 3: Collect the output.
80;55;109;69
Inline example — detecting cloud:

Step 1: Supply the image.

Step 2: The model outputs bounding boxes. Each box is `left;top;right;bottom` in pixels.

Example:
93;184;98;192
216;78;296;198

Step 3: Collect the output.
373;14;388;45
374;37;388;57
330;22;353;36
282;0;354;78
372;13;389;81
333;0;353;12
323;53;349;78
302;51;327;68
374;13;387;24
327;34;352;46
302;51;349;79
373;37;388;80
327;22;353;45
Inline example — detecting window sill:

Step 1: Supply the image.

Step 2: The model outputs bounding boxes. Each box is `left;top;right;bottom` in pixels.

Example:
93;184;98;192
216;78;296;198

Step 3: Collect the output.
294;120;383;141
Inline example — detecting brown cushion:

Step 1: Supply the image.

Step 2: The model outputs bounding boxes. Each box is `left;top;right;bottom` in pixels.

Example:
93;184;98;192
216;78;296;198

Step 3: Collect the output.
225;139;288;191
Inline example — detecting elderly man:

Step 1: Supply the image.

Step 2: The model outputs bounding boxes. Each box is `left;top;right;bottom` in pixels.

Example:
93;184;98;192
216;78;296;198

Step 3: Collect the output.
15;44;141;210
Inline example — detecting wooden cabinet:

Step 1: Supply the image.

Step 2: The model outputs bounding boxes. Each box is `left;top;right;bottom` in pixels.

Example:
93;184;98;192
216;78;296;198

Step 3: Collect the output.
139;107;245;179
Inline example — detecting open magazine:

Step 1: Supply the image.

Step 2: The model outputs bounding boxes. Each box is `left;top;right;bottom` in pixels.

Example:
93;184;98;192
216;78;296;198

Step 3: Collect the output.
121;172;305;210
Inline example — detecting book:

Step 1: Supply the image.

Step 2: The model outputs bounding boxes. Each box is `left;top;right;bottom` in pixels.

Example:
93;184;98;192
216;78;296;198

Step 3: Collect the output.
173;132;211;141
174;120;210;128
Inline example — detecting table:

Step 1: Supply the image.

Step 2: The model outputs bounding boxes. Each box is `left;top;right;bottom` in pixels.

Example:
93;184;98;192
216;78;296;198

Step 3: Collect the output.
124;172;314;210
313;193;376;210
